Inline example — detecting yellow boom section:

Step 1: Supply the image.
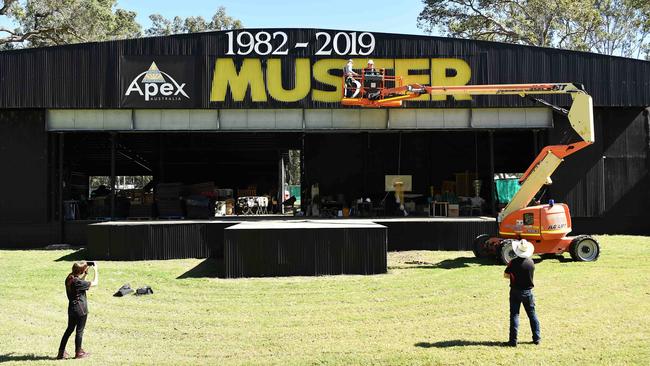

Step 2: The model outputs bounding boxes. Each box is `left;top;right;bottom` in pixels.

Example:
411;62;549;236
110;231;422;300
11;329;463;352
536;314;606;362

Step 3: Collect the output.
403;83;595;221
496;87;594;221
343;82;595;221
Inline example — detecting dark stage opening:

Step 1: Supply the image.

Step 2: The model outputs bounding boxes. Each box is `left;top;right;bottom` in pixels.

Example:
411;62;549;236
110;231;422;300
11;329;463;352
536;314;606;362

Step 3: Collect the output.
57;129;544;221
303;130;543;217
61;132;302;219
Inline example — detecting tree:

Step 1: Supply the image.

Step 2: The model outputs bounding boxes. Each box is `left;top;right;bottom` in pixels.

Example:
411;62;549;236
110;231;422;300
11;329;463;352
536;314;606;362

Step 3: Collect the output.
628;0;650;59
417;0;650;59
145;6;242;36
1;0;141;48
585;0;650;59
286;150;301;186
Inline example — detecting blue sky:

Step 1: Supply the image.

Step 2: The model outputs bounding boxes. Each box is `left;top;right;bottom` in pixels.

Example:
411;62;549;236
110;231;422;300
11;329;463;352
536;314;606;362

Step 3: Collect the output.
120;0;429;35
1;1;431;36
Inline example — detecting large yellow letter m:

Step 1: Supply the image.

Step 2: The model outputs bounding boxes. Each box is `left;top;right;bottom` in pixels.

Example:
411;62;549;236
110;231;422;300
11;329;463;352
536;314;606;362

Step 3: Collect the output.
210;59;267;102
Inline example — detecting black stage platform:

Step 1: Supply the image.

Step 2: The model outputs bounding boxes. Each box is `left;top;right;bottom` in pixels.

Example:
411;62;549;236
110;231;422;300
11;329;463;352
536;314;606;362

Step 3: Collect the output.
86;217;496;262
223;221;387;278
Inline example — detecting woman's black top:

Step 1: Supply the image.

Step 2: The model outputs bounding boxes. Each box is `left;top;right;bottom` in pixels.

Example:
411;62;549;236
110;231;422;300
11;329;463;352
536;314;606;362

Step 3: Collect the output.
66;277;91;316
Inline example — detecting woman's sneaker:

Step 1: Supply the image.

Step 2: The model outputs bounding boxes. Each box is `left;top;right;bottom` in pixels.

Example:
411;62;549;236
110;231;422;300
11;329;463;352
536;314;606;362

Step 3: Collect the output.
75;349;90;359
56;350;69;360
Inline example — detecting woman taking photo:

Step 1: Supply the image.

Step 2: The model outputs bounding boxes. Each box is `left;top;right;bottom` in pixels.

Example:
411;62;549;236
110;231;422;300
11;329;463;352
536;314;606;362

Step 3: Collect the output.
57;260;99;359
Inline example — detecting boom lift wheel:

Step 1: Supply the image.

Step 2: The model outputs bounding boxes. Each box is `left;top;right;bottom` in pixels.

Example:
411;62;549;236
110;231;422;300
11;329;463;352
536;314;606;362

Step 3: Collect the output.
497;239;518;265
472;234;490;258
569;236;600;262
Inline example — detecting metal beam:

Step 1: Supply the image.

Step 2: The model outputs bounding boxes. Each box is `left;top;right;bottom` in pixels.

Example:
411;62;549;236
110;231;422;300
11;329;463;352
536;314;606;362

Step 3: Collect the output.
117;150;152;172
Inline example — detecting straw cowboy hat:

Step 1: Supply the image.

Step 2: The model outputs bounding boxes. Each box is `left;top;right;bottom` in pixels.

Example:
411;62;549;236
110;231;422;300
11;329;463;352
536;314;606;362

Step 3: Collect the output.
513;239;534;259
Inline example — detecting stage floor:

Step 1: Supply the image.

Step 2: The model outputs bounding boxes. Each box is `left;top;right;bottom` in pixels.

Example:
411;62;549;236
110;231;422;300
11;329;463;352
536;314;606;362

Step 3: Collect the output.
86;216;496;225
84;216;497;261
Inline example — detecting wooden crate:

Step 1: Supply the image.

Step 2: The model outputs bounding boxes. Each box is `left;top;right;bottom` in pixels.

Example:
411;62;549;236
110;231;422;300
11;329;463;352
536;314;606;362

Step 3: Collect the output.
455;172;478;197
448;204;460;217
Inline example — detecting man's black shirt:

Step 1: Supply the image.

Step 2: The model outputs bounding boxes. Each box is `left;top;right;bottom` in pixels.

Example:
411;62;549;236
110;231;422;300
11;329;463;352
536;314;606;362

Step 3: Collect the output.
504;257;535;290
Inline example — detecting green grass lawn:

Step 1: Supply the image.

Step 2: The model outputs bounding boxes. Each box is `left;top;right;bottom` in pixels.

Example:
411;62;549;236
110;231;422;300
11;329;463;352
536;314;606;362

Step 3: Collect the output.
1;235;649;365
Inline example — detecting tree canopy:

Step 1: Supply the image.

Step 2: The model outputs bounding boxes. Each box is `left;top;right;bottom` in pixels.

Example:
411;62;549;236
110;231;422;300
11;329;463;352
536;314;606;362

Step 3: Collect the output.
417;0;650;59
0;2;242;49
1;0;140;48
145;6;243;36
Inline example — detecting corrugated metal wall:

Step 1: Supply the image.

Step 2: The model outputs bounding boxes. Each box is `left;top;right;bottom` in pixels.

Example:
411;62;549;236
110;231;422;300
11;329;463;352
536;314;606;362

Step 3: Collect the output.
87;222;218;260
551;108;650;233
376;219;497;251
223;226;388;278
0;110;60;247
1;29;649;109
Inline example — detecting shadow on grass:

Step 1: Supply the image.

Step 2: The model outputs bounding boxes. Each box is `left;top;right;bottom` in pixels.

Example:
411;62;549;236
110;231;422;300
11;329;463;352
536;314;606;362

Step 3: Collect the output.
55;249;89;262
0;353;56;362
391;256;497;270
415;340;507;348
535;254;572;263
177;258;224;279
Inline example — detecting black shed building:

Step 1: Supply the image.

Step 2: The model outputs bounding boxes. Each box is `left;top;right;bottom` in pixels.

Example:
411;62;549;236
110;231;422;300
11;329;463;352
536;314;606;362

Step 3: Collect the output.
0;29;648;247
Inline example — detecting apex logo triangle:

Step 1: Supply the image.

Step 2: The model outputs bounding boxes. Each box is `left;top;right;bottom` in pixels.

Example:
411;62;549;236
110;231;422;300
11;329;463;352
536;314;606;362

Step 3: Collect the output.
142;62;166;83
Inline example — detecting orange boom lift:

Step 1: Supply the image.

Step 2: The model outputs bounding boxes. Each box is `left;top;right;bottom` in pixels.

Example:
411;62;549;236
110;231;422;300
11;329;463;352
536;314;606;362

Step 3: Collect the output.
342;69;600;264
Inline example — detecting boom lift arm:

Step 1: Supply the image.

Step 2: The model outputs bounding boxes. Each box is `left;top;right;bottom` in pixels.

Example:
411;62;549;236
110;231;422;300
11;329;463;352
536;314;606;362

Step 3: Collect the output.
342;82;595;221
342;76;600;262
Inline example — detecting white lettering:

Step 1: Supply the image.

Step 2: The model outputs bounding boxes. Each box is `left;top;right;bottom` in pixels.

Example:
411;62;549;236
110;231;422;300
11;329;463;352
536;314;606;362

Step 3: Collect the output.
145;83;159;101
160;83;174;96
174;83;188;97
125;79;144;96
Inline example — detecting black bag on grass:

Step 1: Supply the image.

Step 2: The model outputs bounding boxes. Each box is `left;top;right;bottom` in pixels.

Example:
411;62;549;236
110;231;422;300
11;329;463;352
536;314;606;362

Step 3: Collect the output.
135;286;153;295
113;284;134;297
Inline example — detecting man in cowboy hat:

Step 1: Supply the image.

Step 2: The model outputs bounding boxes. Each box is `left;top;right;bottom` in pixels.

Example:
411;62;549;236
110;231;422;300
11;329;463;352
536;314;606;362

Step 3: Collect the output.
503;239;541;347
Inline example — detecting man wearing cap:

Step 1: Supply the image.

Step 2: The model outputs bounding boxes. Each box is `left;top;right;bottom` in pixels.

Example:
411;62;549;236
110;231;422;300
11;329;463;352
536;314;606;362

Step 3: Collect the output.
503;239;541;347
364;59;377;75
343;59;361;98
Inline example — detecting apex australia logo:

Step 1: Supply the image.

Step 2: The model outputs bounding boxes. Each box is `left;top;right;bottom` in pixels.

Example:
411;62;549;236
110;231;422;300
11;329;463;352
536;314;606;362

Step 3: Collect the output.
125;62;189;102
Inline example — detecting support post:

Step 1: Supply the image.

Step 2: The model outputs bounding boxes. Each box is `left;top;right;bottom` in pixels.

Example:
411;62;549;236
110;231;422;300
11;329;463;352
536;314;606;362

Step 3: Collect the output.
49;133;56;222
364;133;369;196
110;133;116;219
300;133;306;214
158;134;165;182
397;132;402;174
489;130;496;216
58;133;64;242
279;153;286;214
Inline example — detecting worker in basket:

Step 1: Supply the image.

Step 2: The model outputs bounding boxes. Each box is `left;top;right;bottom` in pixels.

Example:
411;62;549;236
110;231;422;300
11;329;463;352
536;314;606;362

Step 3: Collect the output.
363;59;383;100
343;59;361;98
364;59;377;75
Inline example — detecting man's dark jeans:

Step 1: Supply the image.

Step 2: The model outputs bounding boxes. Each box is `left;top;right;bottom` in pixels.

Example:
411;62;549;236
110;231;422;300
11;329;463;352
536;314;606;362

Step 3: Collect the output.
509;288;541;343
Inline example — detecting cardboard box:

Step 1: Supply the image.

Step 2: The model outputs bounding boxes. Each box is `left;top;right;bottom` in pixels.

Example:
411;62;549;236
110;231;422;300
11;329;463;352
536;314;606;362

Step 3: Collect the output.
448;204;460;217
